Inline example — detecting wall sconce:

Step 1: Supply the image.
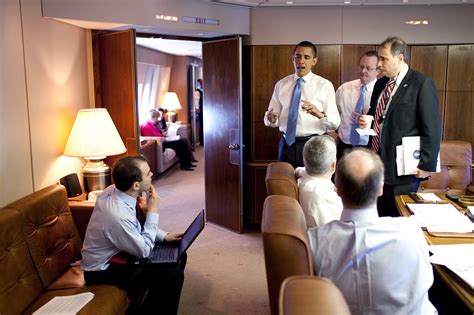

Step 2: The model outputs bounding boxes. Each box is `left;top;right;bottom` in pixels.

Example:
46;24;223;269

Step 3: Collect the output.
161;92;182;123
64;108;126;192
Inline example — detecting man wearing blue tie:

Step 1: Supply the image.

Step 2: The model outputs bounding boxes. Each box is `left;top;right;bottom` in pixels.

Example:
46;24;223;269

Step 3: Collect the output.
264;41;340;168
335;51;380;160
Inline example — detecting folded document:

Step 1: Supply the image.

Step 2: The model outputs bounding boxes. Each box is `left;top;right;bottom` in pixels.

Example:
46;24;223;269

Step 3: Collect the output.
396;136;440;176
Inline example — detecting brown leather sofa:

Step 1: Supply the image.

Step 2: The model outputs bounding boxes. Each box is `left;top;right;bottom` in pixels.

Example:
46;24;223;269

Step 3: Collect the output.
262;195;313;315
265;162;298;200
0;185;128;314
279;275;350;315
419;140;473;195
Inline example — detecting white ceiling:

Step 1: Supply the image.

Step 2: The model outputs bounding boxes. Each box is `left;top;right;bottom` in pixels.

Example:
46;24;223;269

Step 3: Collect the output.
209;0;471;6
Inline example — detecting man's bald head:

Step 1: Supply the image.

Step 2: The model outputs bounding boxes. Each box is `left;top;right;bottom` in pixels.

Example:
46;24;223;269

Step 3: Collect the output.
335;149;384;209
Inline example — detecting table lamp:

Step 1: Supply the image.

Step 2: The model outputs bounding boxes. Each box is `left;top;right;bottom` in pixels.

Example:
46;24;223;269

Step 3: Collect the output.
161;92;182;123
64;108;126;192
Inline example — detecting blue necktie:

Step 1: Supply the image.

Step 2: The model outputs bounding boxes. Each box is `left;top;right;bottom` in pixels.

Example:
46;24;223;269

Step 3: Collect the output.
286;78;303;146
349;84;368;146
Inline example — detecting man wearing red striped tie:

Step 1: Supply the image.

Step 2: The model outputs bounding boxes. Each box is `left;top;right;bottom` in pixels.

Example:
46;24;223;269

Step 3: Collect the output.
359;36;441;217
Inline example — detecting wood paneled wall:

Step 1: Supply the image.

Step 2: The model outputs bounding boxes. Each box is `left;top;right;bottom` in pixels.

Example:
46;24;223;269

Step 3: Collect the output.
244;43;474;227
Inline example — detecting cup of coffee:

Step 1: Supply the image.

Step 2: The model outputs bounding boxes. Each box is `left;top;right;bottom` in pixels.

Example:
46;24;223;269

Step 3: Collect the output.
360;115;374;129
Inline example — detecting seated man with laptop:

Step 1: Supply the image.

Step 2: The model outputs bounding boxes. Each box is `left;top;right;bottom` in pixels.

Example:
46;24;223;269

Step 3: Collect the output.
81;156;204;314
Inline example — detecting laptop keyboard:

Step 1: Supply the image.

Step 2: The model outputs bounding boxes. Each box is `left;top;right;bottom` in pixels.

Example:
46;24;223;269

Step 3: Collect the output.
150;243;177;261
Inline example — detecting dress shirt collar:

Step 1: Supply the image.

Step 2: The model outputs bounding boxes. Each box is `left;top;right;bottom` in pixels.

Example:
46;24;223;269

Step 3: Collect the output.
359;78;376;91
112;186;137;211
294;71;314;84
340;206;379;222
393;63;409;87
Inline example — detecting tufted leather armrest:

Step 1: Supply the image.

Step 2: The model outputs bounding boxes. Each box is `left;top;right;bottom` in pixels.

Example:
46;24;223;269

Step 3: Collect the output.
279;275;350;315
419;141;473;196
265;162;298;200
262;195;313;314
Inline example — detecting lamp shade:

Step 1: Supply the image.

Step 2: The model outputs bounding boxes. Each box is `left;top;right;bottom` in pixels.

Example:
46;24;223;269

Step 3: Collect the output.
64;108;126;159
161;92;182;111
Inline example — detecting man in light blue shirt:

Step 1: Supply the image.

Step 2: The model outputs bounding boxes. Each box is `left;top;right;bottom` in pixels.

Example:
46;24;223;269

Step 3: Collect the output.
81;156;185;314
308;149;436;314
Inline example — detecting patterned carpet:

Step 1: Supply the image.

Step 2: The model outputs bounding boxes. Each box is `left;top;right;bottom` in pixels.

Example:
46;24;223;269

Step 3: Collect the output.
153;146;270;314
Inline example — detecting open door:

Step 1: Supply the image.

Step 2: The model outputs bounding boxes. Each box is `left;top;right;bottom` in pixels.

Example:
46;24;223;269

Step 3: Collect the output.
94;29;139;167
203;37;243;233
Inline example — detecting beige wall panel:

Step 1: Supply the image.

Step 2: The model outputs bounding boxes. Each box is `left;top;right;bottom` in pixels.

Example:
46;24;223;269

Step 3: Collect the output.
251;7;343;45
250;5;474;45
169;56;189;123
0;0;33;206
20;0;89;192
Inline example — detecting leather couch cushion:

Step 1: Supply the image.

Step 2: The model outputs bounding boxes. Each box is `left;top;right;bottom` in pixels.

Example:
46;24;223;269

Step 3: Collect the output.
0;208;44;314
47;265;85;290
6;185;83;289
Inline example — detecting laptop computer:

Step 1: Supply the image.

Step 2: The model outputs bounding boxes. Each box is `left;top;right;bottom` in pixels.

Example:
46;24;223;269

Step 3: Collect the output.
147;209;205;264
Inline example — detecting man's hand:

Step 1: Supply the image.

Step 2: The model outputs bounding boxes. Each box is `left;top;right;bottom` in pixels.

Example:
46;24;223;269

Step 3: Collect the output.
265;108;278;124
164;233;183;242
146;186;160;213
415;168;432;179
358;115;373;129
301;100;325;119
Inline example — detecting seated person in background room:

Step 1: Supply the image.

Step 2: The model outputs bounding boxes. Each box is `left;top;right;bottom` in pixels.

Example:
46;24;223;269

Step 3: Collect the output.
81;156;186;314
156;108;197;162
307;149;436;315
141;108;197;171
296;135;342;227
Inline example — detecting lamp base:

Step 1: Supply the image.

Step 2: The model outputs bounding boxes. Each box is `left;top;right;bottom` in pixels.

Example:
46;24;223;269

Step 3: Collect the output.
167;111;177;123
82;159;111;192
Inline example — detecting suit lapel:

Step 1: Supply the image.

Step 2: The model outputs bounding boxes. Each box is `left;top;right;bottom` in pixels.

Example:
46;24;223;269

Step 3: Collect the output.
385;68;413;117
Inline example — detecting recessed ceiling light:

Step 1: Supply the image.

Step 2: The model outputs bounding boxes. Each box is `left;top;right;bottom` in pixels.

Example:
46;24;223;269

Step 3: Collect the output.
344;0;351;3
155;14;178;22
286;1;294;4
422;20;429;24
197;33;204;36
405;19;429;25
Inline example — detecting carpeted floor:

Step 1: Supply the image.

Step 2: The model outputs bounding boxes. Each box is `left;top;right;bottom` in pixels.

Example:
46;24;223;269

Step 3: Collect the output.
153;146;270;314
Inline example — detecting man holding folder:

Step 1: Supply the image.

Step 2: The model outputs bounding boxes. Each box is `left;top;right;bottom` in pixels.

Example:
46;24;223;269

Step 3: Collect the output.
360;36;441;217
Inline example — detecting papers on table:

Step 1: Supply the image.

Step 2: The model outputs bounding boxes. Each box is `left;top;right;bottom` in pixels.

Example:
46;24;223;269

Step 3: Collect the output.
407;203;474;233
166;123;180;137
33;292;94;315
416;193;442;202
396;136;440;176
429;244;474;289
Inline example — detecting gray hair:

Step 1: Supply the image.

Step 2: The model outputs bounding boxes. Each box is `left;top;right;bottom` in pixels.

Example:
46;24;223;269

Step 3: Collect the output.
381;36;409;63
303;135;336;176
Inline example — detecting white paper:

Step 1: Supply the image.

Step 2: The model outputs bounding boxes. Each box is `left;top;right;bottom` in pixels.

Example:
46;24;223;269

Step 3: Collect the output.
429;244;474;289
166;123;180;137
396;136;441;176
417;193;442;202
407;203;474;233
33;292;94;315
356;128;376;136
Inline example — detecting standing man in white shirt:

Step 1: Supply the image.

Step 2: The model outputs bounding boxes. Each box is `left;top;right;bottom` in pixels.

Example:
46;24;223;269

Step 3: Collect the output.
296;135;342;228
336;51;379;160
264;41;340;168
307;149;436;315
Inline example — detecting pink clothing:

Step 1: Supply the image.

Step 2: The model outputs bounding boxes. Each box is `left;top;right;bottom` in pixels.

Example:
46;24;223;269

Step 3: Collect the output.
141;120;163;137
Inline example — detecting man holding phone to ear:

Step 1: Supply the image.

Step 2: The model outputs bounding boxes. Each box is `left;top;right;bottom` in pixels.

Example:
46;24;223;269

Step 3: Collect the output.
81;156;185;314
264;41;340;168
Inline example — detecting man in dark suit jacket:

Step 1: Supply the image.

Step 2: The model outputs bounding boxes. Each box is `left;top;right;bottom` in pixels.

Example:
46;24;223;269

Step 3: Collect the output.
360;36;441;217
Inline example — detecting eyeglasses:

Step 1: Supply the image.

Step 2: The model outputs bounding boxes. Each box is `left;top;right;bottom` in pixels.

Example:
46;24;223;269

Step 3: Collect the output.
359;66;377;72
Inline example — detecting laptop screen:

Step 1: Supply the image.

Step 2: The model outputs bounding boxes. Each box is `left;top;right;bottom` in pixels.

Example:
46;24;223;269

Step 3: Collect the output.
178;209;205;256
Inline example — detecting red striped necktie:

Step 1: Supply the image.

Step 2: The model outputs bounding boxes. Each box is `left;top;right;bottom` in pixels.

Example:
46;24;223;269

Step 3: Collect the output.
371;78;396;153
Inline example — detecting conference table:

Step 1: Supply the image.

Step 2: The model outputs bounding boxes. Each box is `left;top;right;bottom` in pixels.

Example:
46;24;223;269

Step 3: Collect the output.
395;195;473;313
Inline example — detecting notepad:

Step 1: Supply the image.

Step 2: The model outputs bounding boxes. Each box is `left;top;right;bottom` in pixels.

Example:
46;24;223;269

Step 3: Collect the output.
33;292;94;315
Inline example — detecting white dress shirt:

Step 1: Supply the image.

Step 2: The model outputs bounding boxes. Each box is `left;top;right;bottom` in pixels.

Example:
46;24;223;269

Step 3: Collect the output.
336;78;376;145
264;71;340;136
81;185;167;271
295;167;342;227
307;208;437;315
378;63;409;137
